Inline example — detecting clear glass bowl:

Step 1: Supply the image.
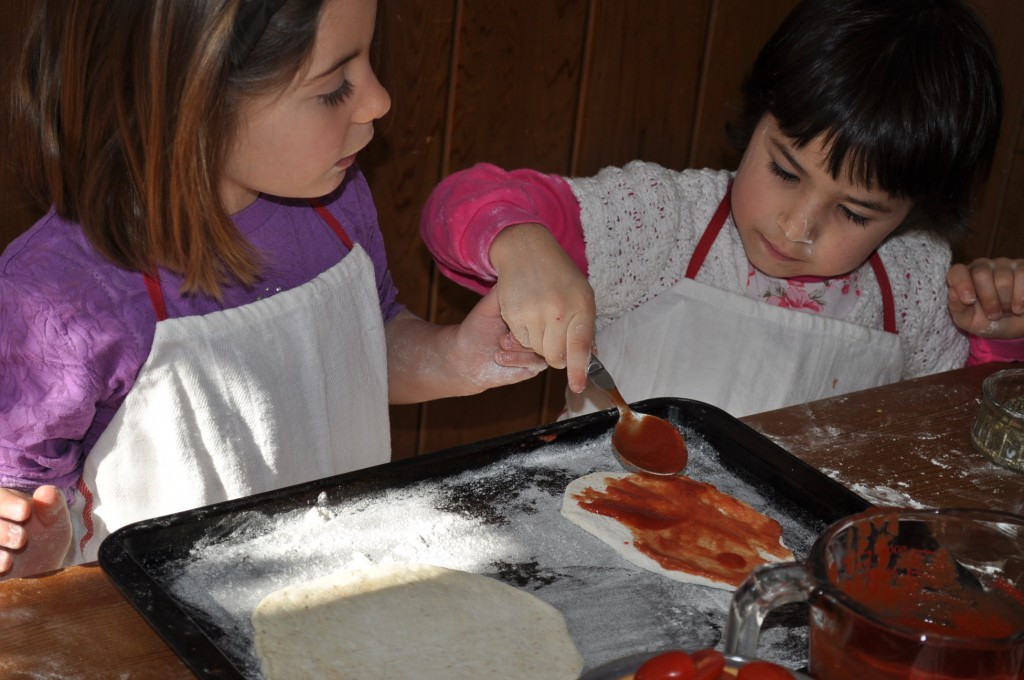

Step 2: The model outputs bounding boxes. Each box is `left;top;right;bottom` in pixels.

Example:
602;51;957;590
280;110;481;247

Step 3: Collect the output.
971;368;1024;473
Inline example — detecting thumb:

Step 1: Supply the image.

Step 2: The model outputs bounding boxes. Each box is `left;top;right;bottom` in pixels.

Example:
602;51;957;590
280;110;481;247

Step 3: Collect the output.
32;485;69;528
474;287;503;320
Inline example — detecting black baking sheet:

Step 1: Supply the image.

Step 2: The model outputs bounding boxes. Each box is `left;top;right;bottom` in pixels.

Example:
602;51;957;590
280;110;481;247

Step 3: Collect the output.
99;397;869;679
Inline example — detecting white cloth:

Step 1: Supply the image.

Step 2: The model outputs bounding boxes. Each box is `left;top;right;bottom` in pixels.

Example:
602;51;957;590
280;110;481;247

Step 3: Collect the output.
568;163;967;379
71;245;390;562
564;278;903;418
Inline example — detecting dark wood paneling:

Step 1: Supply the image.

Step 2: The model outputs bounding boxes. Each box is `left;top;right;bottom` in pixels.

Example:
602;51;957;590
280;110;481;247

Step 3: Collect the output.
414;0;591;454
573;0;710;175
968;0;1024;261
993;120;1024;259
445;0;588;174
688;0;798;171
362;0;458;459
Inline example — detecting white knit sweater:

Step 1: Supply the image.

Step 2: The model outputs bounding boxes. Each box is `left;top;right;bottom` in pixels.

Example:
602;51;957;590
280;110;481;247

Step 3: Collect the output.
567;161;968;379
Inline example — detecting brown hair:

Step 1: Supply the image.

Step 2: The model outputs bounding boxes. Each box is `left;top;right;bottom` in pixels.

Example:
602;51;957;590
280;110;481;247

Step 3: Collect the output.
9;0;323;297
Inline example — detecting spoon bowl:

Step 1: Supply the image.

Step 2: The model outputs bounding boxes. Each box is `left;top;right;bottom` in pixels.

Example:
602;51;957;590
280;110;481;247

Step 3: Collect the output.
586;355;688;475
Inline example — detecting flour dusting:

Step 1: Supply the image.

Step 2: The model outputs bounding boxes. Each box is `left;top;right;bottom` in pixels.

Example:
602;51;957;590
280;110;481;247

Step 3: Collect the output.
155;421;830;677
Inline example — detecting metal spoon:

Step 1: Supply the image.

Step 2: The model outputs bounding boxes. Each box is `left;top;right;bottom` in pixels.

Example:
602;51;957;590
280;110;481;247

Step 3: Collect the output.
586;355;688;475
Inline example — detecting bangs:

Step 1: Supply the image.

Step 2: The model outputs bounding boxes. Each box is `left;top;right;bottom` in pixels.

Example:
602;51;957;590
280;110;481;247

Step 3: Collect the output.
732;0;1002;238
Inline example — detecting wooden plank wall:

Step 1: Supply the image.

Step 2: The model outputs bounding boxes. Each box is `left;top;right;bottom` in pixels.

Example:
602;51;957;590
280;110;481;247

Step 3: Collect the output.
2;1;1023;461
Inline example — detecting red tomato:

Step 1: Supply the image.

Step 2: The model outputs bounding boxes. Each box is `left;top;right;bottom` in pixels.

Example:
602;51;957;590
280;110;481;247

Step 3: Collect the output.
634;650;697;680
736;660;795;680
691;649;726;680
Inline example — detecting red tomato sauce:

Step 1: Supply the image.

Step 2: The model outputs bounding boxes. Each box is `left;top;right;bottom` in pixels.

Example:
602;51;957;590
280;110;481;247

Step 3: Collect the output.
572;474;792;586
611;408;688;474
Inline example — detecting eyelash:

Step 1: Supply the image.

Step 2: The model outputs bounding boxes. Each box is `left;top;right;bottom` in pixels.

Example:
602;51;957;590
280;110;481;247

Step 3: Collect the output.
320;80;354;107
768;160;798;183
767;161;870;226
840;205;869;226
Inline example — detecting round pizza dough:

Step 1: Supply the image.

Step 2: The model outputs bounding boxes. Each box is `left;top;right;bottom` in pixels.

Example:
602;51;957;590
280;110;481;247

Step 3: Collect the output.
252;562;583;680
561;471;792;591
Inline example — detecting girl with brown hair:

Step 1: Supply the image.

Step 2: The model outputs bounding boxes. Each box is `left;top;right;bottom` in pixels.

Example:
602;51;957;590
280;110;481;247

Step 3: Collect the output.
0;0;545;578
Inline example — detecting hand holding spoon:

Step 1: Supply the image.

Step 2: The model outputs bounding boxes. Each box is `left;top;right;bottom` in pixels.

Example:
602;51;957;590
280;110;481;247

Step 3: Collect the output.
586;355;688;475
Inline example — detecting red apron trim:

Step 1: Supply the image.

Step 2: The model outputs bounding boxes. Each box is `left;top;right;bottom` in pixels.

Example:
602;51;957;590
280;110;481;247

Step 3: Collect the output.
869;251;897;334
310;198;355;250
685;182;732;280
77;477;95;555
143;270;169;322
141;200;356;318
685;182;897;335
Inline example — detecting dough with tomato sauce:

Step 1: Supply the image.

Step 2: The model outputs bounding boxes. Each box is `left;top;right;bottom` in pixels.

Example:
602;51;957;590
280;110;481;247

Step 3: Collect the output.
252;562;583;680
562;472;793;590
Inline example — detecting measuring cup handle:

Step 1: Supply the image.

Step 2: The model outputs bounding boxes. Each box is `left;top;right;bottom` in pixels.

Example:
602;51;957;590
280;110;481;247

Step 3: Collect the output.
724;561;812;659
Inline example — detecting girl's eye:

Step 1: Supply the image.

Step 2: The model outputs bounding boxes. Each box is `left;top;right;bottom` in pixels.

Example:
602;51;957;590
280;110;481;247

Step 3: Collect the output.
768;161;798;183
320;80;354;107
840;205;869;226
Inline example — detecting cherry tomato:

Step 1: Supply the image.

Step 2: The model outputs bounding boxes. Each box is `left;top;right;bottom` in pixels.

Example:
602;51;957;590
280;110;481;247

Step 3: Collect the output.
691;649;726;680
736;660;796;680
634;650;697;680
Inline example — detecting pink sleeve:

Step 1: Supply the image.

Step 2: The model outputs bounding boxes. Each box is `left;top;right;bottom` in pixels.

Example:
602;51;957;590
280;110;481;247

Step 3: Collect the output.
420;163;588;294
966;335;1024;366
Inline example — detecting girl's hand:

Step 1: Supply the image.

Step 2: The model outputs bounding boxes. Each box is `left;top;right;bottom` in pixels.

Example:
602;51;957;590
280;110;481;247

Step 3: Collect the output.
948;258;1024;339
489;224;596;393
449;287;550;392
0;485;72;580
385;297;548;404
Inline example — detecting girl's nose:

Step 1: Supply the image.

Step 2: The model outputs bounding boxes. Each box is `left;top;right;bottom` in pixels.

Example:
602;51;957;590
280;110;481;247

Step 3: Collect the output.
358;72;392;123
778;211;815;245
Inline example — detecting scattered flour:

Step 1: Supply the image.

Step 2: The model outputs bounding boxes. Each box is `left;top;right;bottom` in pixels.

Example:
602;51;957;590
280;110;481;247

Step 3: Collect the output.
156;423;832;677
845;483;929;509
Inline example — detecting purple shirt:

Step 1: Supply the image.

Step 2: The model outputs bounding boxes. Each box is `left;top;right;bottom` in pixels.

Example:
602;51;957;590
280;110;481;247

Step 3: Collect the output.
0;167;403;493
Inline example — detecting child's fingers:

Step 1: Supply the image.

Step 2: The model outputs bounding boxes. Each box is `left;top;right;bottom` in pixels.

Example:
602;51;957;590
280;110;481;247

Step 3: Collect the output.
946;263;978;306
0;519;27;552
0;489;33;575
565;319;595;394
32;485;69;529
1006;262;1024;314
983;259;1020;313
947;285;968;315
0;488;32;523
965;262;1003;320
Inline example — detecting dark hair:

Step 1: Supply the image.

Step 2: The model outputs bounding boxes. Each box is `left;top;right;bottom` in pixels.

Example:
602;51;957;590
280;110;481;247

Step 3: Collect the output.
9;0;324;297
727;0;1003;241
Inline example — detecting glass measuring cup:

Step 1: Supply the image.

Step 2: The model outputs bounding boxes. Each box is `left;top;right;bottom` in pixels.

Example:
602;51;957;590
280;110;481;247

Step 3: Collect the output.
725;507;1024;680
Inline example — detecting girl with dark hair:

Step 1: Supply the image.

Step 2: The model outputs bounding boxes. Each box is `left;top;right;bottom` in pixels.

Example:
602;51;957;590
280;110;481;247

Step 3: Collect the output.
0;0;546;578
420;0;1024;418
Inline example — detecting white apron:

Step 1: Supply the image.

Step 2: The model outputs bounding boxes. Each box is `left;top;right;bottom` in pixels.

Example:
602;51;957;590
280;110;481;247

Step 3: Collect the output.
69;202;391;562
565;185;903;419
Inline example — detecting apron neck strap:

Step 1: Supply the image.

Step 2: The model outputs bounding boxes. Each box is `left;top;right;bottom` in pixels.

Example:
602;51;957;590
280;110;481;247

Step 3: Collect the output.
309;197;355;250
142;199;357;319
685;182;732;280
684;181;898;335
868;251;897;334
143;270;169;322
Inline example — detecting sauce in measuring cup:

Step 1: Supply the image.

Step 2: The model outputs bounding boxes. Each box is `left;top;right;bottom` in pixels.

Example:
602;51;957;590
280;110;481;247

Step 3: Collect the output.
726;508;1024;680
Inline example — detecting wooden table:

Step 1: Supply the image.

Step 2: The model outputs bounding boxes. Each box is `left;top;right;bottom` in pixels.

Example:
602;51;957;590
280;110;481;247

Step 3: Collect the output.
2;362;1022;678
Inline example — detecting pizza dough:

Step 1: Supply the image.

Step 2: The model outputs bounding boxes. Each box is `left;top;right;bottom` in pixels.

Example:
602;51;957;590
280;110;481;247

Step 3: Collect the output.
251;562;583;680
562;472;793;591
